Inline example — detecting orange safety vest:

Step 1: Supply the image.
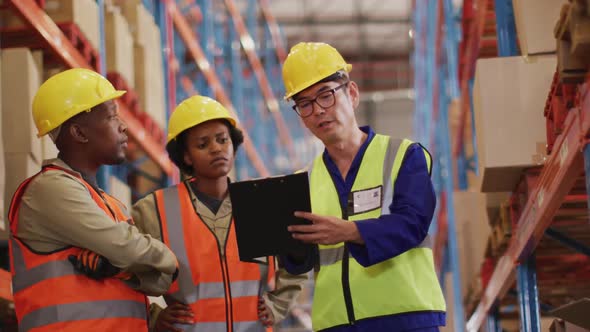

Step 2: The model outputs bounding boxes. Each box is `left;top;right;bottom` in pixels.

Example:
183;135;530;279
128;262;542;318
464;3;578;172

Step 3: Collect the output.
154;181;274;332
8;165;150;332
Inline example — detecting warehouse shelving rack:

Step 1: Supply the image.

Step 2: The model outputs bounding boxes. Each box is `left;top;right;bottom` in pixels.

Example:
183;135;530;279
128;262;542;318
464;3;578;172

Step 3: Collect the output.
3;0;176;186
1;0;310;188
168;0;312;179
0;0;313;324
413;0;464;330
415;0;590;331
169;0;271;177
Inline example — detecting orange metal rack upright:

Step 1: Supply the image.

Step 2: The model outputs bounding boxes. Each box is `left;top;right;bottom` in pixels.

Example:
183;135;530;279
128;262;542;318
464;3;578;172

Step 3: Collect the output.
6;0;175;175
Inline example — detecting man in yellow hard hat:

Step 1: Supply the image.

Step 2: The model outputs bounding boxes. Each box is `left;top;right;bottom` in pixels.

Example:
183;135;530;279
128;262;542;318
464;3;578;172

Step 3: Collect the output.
131;95;306;332
8;68;178;331
281;42;446;332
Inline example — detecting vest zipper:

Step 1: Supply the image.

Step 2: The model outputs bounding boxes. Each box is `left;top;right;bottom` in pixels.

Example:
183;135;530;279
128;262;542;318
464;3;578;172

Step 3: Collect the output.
219;254;233;332
197;205;233;332
341;209;356;325
221;219;234;332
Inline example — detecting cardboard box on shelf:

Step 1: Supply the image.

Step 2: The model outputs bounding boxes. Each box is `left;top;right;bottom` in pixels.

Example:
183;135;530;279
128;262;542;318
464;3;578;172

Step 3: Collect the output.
557;39;588;83
568;2;590;57
486;192;511;224
147;20;166;129
453;191;491;297
512;0;563;55
550;298;590;331
1;0;100;51
551;321;590;332
1;48;42;164
133;23;166;129
501;317;559;332
104;5;135;88
473;55;555;192
117;0;153;47
3;152;41;239
45;0;100;50
133;44;150;113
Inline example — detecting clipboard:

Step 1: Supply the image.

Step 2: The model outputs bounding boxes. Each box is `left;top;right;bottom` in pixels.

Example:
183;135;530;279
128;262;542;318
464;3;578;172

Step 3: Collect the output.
228;172;313;262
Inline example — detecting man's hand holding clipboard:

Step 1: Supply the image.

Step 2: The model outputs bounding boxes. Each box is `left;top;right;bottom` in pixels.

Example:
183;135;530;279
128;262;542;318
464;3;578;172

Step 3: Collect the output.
228;172;316;263
288;212;364;245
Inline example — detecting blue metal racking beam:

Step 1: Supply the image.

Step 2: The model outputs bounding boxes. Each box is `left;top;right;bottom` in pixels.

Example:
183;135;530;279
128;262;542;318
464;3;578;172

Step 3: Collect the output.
493;2;542;331
486;307;502;332
517;253;541;332
545;228;590;257
414;1;466;330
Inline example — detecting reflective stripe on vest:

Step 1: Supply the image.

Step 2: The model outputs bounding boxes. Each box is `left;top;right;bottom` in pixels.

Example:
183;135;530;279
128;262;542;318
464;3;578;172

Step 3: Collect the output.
8;165;149;332
19;299;147;332
155;183;268;332
318;236;433;266
10;239;73;293
309;135;446;331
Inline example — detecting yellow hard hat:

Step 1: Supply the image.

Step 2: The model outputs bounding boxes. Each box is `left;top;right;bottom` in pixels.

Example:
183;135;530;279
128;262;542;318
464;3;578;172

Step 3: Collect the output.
32;68;126;137
282;42;352;100
167;95;237;144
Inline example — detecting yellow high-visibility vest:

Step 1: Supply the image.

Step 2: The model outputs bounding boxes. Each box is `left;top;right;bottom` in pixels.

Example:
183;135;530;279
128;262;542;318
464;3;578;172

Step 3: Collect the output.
309;134;446;331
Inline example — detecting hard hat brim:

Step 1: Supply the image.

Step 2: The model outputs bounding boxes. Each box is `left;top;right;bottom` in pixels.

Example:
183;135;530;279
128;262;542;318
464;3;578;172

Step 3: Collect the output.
166;115;237;144
283;64;352;100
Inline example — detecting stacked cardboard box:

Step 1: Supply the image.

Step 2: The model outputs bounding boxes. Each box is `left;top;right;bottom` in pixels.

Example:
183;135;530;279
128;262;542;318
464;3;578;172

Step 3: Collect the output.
554;1;590;82
1;0;100;51
453;192;491;297
500;317;558;331
512;0;563;55
1;48;44;238
119;0;167;129
104;4;135;88
473;55;555;192
550;299;590;332
118;0;154;47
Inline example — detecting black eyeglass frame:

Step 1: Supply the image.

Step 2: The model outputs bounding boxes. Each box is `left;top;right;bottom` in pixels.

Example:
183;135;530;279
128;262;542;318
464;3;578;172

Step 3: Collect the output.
291;82;349;118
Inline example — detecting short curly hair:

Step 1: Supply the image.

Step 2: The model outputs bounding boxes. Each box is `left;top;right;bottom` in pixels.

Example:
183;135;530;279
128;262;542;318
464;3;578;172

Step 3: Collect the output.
166;119;244;175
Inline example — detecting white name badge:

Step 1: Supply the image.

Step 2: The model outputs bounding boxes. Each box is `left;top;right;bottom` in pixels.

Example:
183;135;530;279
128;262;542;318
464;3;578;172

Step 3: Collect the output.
350;186;382;214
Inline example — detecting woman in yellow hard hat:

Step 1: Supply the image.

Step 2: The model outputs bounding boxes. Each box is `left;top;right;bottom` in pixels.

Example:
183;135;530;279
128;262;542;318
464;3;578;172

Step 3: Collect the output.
131;95;306;332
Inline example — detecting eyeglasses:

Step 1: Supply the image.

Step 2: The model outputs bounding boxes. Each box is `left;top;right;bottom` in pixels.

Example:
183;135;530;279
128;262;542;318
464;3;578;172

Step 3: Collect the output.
292;82;349;118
